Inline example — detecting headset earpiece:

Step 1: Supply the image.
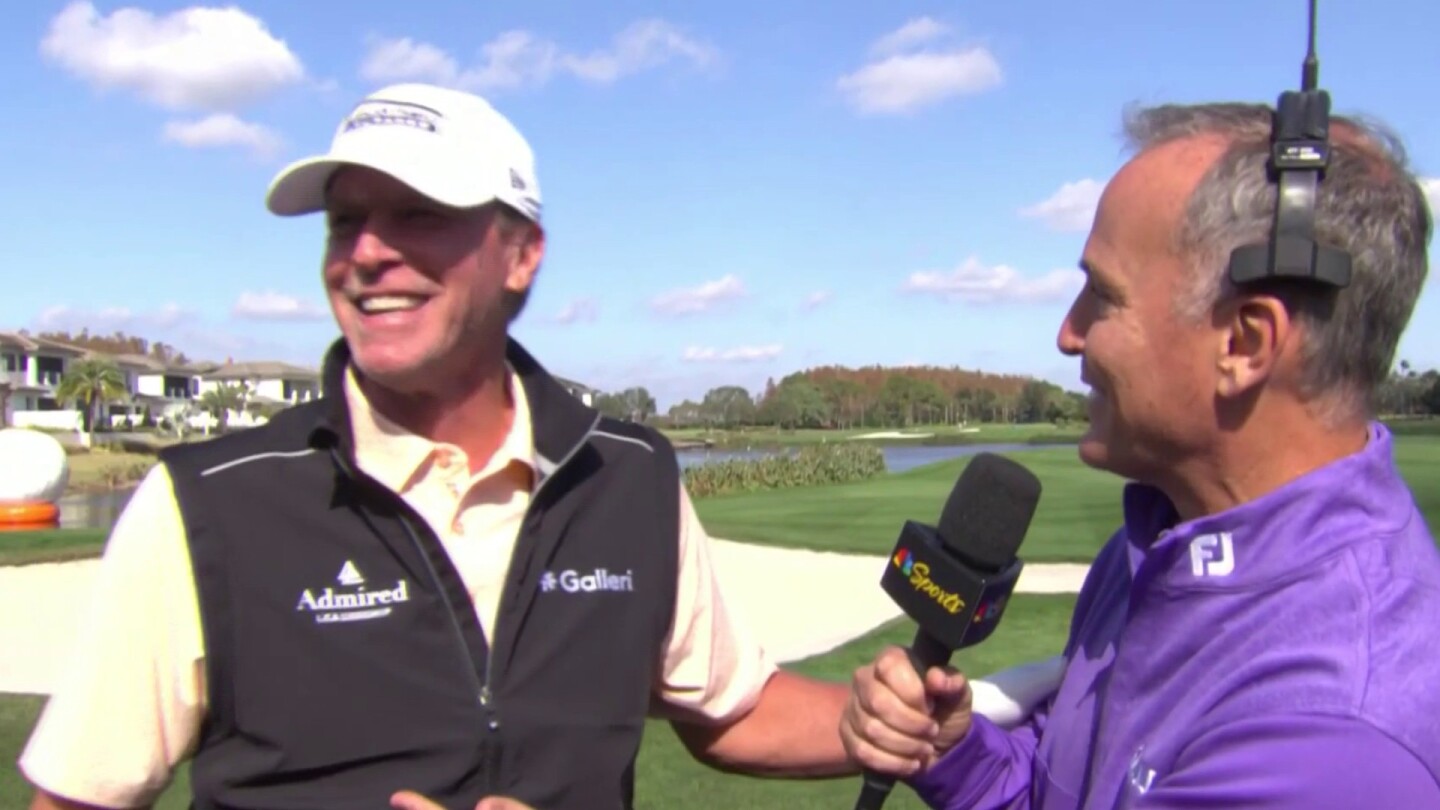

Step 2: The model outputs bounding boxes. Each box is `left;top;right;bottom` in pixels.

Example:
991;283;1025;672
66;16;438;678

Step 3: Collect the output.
1225;0;1353;290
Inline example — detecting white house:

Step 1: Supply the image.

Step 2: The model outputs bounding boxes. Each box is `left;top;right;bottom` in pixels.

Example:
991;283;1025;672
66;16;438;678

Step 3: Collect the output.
0;331;87;430
3;327;599;436
200;360;321;405
106;353;218;428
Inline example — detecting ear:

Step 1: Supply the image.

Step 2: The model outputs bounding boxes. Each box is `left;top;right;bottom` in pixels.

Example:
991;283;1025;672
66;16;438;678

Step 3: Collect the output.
1214;294;1291;398
504;225;545;294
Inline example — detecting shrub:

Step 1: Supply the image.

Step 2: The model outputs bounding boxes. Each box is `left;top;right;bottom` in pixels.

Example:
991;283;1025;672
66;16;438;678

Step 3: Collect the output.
98;460;152;489
683;443;886;498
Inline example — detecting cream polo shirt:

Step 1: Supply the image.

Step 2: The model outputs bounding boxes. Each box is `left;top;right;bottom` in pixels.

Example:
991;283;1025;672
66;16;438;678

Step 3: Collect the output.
19;366;777;809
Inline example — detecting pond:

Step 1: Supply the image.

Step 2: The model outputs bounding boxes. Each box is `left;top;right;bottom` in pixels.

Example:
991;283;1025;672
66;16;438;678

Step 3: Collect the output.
57;489;134;531
55;442;1074;530
675;442;1057;474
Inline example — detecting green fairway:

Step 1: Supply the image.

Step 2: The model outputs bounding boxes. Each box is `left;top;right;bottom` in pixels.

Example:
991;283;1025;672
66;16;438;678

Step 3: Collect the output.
0;593;1077;809
695;445;1126;562
1394;436;1440;520
0;529;107;567
698;436;1440;562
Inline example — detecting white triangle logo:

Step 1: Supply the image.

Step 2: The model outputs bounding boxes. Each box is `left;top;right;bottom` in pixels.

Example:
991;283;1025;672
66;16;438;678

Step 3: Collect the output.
337;560;365;586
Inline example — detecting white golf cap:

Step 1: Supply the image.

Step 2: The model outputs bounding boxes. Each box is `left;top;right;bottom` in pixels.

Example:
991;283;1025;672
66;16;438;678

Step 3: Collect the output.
265;83;542;221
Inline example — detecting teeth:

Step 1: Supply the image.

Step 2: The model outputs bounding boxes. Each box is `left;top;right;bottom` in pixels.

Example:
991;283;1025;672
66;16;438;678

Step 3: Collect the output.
358;295;424;314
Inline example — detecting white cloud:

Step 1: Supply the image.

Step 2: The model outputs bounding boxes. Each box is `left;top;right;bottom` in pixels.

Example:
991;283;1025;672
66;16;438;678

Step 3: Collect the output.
649;274;747;316
801;290;833;312
359;19;718;94
870;17;949;56
36;302;192;332
1421;177;1440;215
1019;179;1103;232
358;36;460;85
162;113;282;158
901;257;1083;304
553;297;599;325
231;291;328;322
837;18;1001;115
40;1;305;111
682;344;783;363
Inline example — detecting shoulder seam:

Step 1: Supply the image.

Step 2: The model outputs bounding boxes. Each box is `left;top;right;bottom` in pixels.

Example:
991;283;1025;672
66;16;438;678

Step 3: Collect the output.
589;429;655;454
199;448;319;477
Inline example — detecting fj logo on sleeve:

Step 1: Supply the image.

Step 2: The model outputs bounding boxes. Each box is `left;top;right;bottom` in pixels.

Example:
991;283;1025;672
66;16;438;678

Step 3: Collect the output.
1189;532;1235;578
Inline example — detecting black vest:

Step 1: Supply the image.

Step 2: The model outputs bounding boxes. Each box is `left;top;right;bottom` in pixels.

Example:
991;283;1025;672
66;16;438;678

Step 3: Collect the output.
159;339;679;810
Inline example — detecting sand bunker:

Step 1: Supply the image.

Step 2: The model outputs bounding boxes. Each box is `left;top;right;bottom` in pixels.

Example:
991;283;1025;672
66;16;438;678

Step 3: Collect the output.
0;543;1089;695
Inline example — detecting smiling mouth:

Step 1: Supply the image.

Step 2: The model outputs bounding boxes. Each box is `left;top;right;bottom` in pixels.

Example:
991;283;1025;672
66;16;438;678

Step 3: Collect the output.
354;294;427;315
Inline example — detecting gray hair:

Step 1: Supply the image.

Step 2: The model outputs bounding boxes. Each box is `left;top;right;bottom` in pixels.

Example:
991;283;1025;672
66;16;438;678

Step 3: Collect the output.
487;201;542;323
1121;102;1432;421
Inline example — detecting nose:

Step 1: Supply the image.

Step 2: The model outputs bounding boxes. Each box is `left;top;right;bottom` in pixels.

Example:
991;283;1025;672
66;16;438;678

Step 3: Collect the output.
1056;301;1084;357
348;218;402;272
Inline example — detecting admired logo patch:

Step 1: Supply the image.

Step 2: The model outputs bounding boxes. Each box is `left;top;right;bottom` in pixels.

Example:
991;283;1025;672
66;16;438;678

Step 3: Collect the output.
296;560;411;624
539;568;635;594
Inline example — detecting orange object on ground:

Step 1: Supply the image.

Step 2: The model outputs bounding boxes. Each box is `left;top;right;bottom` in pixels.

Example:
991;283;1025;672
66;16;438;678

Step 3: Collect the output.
0;500;60;530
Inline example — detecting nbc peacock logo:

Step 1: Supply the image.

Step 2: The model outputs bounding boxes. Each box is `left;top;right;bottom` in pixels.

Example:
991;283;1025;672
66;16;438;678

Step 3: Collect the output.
893;548;915;575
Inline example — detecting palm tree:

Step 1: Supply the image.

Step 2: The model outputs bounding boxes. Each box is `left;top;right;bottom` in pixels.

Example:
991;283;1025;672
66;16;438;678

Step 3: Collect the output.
55;357;129;448
199;382;249;434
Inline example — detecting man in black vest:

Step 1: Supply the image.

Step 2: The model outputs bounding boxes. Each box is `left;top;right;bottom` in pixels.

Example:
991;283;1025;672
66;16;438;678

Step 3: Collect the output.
20;83;864;810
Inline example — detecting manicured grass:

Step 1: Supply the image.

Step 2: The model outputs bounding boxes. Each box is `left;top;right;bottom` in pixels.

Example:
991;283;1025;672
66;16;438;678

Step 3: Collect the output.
0;593;1077;809
0;529;108;567
699;436;1440;562
1393;435;1440;521
696;446;1126;563
1385;417;1440;437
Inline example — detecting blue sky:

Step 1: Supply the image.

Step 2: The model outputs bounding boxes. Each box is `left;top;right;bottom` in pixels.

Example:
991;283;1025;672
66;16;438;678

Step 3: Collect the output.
5;0;1439;409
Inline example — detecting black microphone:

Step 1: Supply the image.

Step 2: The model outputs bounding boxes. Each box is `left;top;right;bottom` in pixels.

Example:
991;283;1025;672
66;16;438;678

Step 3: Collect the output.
853;452;1042;810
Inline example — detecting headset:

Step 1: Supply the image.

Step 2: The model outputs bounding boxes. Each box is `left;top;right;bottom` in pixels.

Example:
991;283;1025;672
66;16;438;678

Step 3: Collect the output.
1226;0;1353;289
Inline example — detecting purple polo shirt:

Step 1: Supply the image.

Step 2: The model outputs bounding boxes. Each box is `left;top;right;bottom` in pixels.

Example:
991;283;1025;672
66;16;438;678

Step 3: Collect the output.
910;423;1440;809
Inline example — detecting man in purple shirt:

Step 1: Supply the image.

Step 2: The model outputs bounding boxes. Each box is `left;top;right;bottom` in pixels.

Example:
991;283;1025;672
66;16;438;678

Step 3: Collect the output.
838;101;1440;808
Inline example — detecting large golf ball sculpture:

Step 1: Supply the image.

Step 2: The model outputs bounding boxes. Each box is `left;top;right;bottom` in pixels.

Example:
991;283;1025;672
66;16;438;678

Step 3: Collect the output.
0;428;68;529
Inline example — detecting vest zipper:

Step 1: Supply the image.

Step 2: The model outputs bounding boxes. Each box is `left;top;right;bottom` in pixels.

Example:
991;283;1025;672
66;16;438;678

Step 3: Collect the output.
479;411;602;736
396;512;489;709
398;510;506;797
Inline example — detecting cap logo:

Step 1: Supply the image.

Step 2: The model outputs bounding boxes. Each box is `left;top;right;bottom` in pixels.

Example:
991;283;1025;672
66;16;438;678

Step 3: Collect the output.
341;100;441;134
509;168;527;190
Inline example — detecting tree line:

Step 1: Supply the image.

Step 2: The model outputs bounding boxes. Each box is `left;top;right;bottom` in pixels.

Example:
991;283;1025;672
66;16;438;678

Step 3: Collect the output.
589;358;1440;431
1380;360;1440;416
590;364;1089;429
28;328;192;365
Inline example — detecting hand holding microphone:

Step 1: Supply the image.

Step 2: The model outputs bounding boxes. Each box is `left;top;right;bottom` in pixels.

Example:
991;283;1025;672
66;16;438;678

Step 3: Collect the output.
841;452;1042;810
